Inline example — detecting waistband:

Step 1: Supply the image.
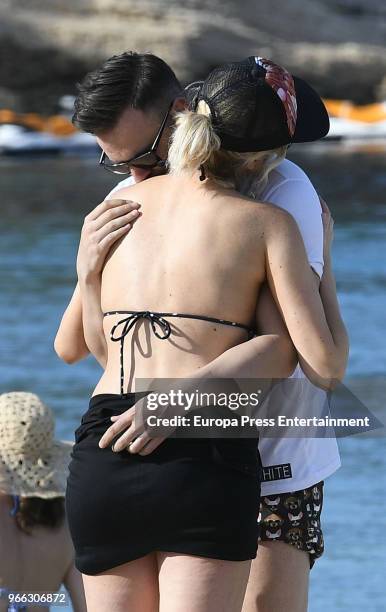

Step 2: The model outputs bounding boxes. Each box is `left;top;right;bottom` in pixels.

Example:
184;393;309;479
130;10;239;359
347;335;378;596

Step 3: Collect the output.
89;392;140;407
75;393;260;476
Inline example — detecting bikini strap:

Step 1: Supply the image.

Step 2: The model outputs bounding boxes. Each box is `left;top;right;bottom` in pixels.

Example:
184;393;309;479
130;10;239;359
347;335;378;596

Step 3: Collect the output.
10;494;20;517
104;310;255;335
104;310;256;395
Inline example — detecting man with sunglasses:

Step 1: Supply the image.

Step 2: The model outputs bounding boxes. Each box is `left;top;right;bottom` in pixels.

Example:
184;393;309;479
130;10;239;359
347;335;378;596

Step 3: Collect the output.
55;51;341;612
98;99;174;179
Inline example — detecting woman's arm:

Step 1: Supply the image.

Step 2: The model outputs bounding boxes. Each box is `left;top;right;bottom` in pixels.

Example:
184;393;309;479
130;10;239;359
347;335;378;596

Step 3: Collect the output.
197;283;297;380
77;276;107;368
54;276;106;369
54;199;140;363
54;282;89;363
264;205;349;389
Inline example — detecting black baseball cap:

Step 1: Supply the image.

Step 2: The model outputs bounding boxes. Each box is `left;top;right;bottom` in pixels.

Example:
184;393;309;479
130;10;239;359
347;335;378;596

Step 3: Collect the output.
185;56;329;152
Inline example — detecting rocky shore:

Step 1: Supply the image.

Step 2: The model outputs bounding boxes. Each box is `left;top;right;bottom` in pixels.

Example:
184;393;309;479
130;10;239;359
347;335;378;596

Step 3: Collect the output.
1;0;385;113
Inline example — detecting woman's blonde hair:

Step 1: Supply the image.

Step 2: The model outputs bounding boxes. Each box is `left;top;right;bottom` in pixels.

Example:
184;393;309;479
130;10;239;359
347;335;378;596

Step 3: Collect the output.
168;100;287;198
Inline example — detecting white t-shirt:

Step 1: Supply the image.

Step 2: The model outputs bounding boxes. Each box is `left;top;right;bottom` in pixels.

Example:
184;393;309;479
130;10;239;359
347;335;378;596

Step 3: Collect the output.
106;159;341;495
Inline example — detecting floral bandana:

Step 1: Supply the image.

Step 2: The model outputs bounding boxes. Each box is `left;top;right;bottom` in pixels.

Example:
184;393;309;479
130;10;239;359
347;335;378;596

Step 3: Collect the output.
254;57;298;137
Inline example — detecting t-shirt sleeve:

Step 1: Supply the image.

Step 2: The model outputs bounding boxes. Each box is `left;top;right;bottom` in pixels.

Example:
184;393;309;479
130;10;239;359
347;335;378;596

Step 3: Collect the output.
265;178;324;278
105;176;135;199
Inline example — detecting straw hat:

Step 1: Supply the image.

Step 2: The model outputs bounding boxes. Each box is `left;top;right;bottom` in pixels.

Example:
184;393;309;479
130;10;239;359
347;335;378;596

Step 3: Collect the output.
0;392;73;498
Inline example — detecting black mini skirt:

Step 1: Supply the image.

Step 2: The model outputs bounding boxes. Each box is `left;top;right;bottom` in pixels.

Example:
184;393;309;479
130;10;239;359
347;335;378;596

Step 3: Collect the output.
65;393;261;575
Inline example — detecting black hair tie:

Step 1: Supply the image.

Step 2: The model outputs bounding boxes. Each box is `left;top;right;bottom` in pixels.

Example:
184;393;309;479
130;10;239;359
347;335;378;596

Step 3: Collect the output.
199;165;206;181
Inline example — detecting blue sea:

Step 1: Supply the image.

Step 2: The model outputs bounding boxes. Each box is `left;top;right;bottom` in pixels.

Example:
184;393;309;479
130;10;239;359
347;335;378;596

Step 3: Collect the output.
1;146;385;611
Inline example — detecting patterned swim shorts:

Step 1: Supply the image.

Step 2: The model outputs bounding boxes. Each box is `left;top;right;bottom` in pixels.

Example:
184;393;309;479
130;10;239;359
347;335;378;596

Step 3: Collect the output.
258;481;324;568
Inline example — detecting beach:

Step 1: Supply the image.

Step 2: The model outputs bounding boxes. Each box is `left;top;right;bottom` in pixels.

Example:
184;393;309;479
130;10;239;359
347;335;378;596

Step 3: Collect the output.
1;146;385;610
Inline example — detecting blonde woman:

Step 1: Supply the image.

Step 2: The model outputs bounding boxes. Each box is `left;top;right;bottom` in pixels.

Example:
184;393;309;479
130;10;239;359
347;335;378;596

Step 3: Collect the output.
61;56;348;612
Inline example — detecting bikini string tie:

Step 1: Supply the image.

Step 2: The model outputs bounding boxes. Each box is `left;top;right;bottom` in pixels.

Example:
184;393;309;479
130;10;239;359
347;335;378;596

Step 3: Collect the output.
110;311;172;342
109;311;172;394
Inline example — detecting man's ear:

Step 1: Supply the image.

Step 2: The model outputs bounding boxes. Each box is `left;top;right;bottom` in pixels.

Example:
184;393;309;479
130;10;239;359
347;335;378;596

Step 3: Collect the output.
173;97;188;112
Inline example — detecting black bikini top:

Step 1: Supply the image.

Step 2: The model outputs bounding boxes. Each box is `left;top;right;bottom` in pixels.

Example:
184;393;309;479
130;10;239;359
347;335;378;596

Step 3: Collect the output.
103;309;257;395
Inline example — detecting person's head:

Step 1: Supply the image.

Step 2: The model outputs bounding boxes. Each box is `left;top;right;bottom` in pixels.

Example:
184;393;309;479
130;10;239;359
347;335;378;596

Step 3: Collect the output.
1;492;65;535
0;391;73;533
73;51;185;182
169;99;288;196
169;56;330;196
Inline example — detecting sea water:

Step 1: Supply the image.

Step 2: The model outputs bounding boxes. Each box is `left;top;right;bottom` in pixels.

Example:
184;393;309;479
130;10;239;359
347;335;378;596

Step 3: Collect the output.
1;146;385;611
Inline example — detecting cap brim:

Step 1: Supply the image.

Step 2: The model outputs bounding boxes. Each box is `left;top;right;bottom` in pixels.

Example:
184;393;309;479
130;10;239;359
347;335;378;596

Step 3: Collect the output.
292;76;330;142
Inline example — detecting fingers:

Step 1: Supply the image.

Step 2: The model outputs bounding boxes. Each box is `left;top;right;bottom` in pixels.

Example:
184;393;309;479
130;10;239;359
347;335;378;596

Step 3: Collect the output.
126;434;166;455
77;200;142;280
98;400;167;455
319;196;334;223
319;195;329;214
92;201;141;232
110;425;143;452
319;195;335;229
126;431;153;454
98;408;135;448
85;199;140;223
322;211;334;228
137;437;166;456
104;209;141;232
97;211;140;249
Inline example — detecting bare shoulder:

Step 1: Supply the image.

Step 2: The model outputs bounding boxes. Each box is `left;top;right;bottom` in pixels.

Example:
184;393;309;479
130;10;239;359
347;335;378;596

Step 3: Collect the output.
222;191;298;235
111;175;168;201
254;199;300;237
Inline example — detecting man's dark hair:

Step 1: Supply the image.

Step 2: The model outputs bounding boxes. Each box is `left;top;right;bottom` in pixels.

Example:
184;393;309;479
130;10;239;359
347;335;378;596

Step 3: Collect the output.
73;52;183;134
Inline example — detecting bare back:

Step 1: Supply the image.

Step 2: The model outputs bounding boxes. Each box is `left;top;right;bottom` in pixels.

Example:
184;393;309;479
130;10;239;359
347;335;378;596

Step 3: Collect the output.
0;498;74;612
93;173;272;395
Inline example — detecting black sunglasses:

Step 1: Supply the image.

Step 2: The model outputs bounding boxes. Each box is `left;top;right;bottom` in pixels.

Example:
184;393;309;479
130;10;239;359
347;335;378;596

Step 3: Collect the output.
99;101;173;176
